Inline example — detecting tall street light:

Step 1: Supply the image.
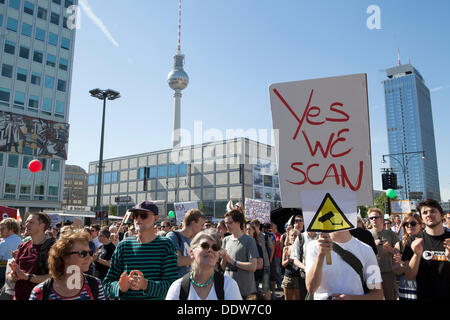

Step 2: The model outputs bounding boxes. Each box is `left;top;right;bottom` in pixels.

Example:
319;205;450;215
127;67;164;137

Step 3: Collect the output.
90;88;121;223
382;147;425;200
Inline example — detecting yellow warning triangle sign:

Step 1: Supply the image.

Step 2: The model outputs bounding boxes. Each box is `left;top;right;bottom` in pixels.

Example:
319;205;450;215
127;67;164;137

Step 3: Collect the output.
307;193;354;233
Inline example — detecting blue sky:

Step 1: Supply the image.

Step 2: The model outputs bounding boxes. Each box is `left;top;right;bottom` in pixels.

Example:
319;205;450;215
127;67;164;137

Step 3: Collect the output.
67;0;450;202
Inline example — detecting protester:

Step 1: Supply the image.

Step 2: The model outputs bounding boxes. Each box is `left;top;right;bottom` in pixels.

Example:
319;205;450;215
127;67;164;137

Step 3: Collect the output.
103;200;178;300
305;230;383;300
94;227;116;280
444;212;450;231
166;209;206;277
391;215;404;239
393;213;423;300
29;230;105;300
165;229;242;300
220;209;258;300
216;220;230;239
83;227;97;276
368;207;398;300
350;216;378;255
281;228;301;300
8;212;55;300
401;199;450;300
0;252;16;300
90;224;102;249
384;220;392;230
270;222;283;291
245;222;264;296
0;218;22;287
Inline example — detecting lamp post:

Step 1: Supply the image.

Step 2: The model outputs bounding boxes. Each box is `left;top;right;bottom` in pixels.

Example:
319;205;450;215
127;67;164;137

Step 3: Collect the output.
89;88;121;224
382;147;425;200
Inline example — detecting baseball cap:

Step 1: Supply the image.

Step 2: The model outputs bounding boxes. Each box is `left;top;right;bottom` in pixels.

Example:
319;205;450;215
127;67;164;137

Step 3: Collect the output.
130;200;159;215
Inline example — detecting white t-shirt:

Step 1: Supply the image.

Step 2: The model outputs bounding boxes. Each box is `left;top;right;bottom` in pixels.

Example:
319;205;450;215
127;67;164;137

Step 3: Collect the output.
305;236;382;300
165;274;243;300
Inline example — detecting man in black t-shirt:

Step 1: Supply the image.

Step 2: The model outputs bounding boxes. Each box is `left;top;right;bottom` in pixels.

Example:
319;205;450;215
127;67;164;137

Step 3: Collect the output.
402;199;450;300
94;227;116;280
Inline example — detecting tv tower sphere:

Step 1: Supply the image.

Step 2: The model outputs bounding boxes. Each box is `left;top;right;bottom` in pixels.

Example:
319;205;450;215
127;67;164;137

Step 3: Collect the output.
168;54;189;91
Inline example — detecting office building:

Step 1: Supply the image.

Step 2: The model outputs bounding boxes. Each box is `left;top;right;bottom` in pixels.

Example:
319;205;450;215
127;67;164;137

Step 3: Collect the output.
63;164;87;207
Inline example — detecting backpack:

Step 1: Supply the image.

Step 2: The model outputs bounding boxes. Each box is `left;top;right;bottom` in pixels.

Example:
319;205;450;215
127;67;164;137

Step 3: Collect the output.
37;237;56;275
40;274;99;300
179;272;225;300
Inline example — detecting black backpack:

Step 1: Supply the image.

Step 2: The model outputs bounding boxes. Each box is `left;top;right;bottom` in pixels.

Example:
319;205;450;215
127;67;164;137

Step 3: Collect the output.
40;274;99;300
179;272;225;300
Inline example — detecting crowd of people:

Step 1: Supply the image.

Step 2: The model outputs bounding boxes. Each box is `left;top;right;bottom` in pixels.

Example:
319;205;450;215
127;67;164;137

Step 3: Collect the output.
0;198;448;300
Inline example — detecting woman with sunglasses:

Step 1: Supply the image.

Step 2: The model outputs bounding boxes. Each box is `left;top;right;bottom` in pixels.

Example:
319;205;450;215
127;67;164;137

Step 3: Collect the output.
165;229;242;300
29;230;105;300
393;213;423;300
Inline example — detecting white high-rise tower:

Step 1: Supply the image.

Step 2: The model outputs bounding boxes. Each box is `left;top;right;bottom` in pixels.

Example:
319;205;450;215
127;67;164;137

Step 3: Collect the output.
167;0;189;148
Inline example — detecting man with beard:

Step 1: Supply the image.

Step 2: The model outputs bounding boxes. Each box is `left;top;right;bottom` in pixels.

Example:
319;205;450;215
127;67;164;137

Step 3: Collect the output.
103;201;178;300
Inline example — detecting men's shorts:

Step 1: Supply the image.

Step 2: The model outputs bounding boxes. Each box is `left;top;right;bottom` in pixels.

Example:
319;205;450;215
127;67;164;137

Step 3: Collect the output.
262;267;270;291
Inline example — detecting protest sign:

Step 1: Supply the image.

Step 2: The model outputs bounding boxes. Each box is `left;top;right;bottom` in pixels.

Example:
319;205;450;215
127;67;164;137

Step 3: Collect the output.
269;74;373;207
174;201;198;225
244;198;271;224
390;200;412;215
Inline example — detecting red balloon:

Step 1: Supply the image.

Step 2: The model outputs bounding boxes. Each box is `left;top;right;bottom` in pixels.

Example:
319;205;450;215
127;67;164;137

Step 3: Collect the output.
28;160;42;173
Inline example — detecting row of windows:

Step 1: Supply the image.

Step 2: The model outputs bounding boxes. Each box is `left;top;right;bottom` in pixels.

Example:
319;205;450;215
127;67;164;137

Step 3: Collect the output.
4;181;59;196
2;15;71;50
0;153;60;171
2;63;67;92
0;87;65;115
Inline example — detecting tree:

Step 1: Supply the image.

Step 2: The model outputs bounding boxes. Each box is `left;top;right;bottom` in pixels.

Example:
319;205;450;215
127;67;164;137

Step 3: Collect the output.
109;204;117;216
358;206;368;218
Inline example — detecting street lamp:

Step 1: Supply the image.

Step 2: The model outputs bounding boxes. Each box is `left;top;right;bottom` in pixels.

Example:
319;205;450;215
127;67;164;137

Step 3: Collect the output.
90;88;121;223
381;148;425;200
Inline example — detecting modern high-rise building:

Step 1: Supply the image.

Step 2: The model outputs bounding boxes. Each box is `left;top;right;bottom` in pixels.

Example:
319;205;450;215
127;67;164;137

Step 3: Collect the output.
383;63;440;201
63;164;87;207
0;0;76;214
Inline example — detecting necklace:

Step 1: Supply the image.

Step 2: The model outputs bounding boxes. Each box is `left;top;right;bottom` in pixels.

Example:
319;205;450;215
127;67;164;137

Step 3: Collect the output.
190;271;214;288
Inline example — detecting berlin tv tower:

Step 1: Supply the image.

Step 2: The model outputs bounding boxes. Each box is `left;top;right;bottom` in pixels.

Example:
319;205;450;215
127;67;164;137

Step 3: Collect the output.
167;0;189;148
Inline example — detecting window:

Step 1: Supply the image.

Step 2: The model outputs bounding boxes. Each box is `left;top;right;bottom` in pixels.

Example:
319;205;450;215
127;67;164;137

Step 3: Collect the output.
52;0;61;4
31;72;41;85
2;64;13;78
88;174;97;185
17;68;27;82
50;160;60;172
157;165;167;178
46;54;56;67
4;40;15;54
48;184;59;196
42;98;52;113
7;17;18;32
14;91;25;106
179;163;187;176
19;46;29;59
61;37;70;50
55;100;64;115
45;76;54;89
9;0;20;10
5;180;16;194
0;14;3;27
37;7;47;20
21;23;32;37
0;88;10;103
49;32;58;46
35;28;45;41
7;154;19;168
59;58;68;71
64;0;73;8
22;156;33;169
33;50;43;63
0;153;3;166
50;12;60;25
24;1;34;15
168;164;177;177
28;95;39;110
57;79;66;92
149;166;156;179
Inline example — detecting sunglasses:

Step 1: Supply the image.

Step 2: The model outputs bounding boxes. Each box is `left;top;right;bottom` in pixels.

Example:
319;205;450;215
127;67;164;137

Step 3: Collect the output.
384;222;391;225
403;221;418;228
199;242;220;252
132;211;151;220
295;219;304;222
369;216;381;220
70;250;95;258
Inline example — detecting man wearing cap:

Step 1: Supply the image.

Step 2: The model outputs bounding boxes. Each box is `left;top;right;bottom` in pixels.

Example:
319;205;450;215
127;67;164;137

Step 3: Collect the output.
103;201;178;300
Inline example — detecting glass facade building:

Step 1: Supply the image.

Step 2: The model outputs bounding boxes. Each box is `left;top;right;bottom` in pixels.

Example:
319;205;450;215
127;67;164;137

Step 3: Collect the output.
383;64;440;201
0;0;76;213
87;138;281;220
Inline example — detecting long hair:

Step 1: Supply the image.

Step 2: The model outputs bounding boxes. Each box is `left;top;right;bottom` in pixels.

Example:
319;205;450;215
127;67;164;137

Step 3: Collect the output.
401;213;423;248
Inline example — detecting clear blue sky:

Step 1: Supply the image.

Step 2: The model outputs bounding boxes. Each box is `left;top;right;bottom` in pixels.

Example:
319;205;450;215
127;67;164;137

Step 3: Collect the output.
67;0;450;202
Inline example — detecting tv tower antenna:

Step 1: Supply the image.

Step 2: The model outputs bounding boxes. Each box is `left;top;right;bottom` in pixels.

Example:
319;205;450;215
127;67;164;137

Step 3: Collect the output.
168;0;189;148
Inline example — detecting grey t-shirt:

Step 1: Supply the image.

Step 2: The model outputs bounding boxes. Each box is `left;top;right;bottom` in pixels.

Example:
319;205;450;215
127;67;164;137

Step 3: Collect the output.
166;230;191;277
369;228;398;273
222;234;259;298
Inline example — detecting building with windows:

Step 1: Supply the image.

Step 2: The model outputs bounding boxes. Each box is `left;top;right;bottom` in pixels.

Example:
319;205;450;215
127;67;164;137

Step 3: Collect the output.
0;0;76;214
63;164;87;207
383;63;440;201
87;138;281;220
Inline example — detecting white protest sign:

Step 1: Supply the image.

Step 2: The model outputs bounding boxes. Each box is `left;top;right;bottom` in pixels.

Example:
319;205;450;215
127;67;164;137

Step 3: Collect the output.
390;200;411;215
174;201;198;225
301;189;357;233
269;74;373;207
244;198;271;224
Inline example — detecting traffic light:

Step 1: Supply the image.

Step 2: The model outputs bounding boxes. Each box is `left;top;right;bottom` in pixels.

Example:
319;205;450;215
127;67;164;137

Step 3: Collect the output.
382;171;397;190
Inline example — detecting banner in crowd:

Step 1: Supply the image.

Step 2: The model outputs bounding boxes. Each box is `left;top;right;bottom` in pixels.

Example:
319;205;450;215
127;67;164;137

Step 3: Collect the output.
244;198;271;224
269;74;373;208
0;206;18;222
47;213;62;228
390;200;412;215
174;201;198;225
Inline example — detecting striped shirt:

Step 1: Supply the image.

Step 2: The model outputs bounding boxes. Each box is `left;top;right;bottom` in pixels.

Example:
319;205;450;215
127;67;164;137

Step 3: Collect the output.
103;236;178;300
